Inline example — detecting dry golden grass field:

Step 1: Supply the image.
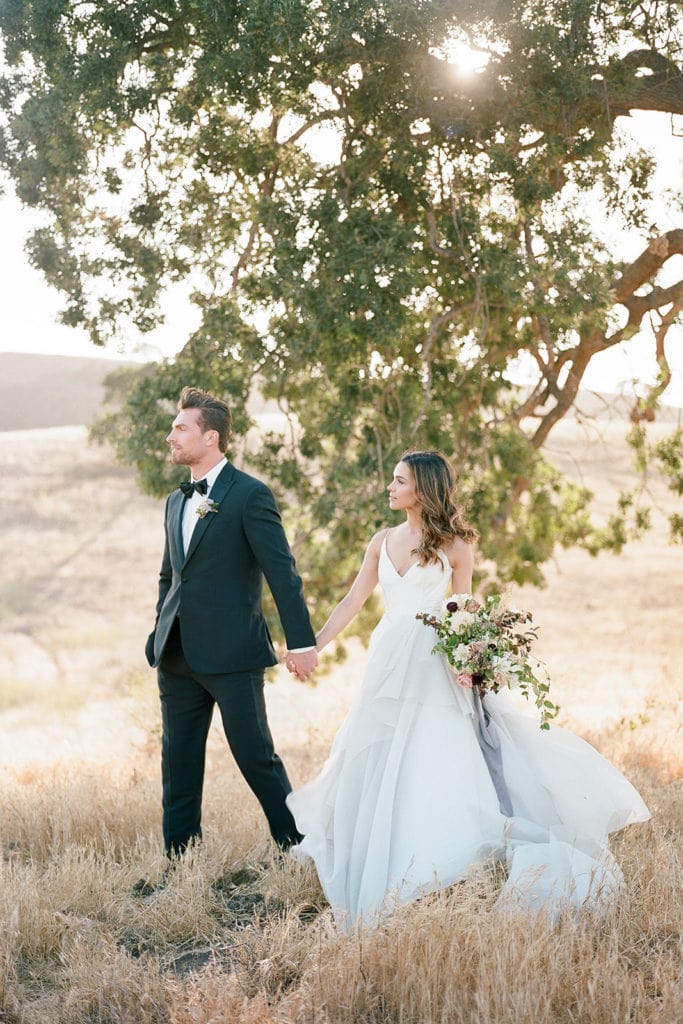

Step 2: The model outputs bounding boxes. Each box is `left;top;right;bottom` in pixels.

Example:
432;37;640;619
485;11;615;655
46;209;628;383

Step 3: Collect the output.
0;410;681;1023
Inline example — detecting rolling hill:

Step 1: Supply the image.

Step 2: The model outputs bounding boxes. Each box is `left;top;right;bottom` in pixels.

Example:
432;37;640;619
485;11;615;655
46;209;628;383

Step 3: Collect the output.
0;351;132;430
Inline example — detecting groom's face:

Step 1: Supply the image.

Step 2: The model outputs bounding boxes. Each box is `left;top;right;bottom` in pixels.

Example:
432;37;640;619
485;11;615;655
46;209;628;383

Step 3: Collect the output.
166;408;211;467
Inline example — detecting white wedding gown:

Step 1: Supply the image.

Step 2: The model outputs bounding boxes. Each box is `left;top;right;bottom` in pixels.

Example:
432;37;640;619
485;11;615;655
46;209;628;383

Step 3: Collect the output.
287;538;650;930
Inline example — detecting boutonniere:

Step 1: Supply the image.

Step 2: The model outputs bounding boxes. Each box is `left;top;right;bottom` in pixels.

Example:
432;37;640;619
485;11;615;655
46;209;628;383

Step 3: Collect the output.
196;498;219;519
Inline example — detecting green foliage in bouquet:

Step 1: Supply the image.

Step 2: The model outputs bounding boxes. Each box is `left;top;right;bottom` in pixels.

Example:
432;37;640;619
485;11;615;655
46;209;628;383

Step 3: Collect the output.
418;595;559;729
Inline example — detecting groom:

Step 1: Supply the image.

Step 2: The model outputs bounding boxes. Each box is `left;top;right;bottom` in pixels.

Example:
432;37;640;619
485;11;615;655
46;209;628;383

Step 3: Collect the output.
145;386;318;857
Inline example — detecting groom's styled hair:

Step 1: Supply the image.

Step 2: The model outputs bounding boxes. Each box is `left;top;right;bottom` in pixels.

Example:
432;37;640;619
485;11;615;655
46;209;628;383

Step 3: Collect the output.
178;386;232;453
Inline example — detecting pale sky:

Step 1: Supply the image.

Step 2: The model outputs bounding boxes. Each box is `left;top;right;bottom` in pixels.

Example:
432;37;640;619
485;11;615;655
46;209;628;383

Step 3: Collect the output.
0;195;198;363
1;107;682;403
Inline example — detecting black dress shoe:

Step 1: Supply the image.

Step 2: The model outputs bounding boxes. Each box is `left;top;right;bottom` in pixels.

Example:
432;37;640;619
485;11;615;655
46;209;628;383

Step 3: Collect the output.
276;830;304;852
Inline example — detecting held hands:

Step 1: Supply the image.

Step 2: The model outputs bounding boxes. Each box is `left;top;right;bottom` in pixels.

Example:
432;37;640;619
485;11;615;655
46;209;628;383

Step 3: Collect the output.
285;648;319;681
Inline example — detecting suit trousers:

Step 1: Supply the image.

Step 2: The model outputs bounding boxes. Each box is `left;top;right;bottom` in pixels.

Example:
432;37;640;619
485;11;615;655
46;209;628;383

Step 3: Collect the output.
157;621;301;856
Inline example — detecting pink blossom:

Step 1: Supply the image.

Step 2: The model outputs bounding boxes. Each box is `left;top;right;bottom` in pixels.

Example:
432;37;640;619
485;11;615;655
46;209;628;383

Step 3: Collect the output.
456;672;473;690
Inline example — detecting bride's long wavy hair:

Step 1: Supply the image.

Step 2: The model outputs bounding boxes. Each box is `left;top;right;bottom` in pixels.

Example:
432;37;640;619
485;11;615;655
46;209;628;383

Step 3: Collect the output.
401;450;478;565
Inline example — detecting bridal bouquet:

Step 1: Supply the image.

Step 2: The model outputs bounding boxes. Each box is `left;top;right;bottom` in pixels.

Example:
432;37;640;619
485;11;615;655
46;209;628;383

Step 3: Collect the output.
417;594;559;729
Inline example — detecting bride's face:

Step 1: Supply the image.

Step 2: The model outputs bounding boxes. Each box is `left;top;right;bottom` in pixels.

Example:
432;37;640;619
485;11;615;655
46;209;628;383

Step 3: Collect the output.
388;461;421;512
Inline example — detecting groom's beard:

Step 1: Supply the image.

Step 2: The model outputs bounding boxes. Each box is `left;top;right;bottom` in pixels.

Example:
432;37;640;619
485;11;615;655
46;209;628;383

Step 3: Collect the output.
168;447;192;466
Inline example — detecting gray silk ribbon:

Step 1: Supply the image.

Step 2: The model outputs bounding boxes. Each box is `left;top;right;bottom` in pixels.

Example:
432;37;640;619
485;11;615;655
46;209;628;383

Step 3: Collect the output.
473;689;514;818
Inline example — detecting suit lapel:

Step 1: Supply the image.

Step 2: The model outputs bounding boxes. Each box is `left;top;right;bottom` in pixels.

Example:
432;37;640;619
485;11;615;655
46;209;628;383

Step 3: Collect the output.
183;461;236;564
168;491;186;567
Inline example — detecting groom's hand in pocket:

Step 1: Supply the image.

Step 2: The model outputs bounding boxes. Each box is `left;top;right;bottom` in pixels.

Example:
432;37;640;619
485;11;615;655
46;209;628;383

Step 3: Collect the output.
145;631;156;667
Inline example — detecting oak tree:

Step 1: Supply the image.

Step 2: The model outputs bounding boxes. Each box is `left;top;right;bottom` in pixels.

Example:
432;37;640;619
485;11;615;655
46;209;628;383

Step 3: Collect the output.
2;0;682;629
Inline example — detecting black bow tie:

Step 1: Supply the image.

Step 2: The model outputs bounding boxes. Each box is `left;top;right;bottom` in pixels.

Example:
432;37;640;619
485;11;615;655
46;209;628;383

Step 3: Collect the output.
180;478;208;498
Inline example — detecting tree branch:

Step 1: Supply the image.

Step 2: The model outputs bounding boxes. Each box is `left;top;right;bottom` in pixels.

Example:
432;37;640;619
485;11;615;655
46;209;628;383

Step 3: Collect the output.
520;225;683;442
607;48;683;117
412;295;479;435
529;342;595;448
279;110;342;148
614;229;683;305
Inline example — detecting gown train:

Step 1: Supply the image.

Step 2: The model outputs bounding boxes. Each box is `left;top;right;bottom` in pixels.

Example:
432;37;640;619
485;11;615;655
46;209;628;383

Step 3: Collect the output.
287;538;650;929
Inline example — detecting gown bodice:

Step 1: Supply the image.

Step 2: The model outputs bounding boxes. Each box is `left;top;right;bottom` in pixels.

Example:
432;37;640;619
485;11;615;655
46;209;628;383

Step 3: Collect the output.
378;534;451;619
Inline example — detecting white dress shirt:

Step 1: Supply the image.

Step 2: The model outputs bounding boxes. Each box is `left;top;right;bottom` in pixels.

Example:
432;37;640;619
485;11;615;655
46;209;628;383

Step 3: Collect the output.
181;457;227;554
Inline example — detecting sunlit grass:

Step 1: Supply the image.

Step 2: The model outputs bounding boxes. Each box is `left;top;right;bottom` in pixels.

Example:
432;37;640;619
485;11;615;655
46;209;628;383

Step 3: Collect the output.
0;673;89;714
0;715;679;1024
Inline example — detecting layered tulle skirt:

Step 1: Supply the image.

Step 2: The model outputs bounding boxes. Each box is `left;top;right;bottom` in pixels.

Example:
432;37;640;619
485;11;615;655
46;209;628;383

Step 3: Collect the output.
287;610;650;929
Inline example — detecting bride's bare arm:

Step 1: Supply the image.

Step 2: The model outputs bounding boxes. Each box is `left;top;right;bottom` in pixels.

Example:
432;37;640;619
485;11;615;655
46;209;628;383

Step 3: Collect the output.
315;530;386;651
445;536;475;595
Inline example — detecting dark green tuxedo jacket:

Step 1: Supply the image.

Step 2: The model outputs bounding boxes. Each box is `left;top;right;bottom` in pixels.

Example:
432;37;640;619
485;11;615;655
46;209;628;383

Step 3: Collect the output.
145;461;315;673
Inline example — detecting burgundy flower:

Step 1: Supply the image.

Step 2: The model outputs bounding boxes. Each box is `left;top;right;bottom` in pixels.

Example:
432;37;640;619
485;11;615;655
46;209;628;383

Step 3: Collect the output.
416;593;558;728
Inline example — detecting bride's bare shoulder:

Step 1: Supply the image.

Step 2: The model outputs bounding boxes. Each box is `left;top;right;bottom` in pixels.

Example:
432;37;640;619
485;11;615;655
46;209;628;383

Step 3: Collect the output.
366;527;391;557
442;534;475;568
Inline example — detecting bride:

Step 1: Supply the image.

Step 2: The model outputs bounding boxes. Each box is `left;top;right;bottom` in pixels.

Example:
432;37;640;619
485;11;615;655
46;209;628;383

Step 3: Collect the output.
286;450;650;930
